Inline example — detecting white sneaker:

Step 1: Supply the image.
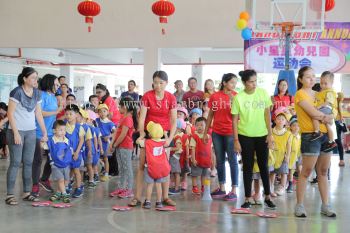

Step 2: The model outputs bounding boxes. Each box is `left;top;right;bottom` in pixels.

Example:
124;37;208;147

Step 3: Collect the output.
276;188;285;196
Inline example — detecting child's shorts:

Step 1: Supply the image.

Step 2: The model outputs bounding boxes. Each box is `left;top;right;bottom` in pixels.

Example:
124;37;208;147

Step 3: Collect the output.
252;172;260;180
144;168;168;184
190;166;210;177
274;162;289;174
51;165;70;181
319;106;332;115
169;156;181;174
83;153;93;166
70;155;83;169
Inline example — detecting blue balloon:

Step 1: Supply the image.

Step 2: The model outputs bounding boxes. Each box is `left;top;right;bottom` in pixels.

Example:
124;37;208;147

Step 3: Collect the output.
241;28;252;40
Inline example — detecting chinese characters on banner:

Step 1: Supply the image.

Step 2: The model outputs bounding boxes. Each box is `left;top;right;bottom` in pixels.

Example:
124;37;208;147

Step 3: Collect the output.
244;22;350;73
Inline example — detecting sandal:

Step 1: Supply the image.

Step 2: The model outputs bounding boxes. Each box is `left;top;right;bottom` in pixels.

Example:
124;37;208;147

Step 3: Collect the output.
5;195;18;205
162;198;176;206
128;198;141;207
23;194;39;202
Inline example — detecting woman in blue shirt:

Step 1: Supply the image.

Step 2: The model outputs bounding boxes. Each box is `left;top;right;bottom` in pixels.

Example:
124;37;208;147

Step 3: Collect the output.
31;74;62;196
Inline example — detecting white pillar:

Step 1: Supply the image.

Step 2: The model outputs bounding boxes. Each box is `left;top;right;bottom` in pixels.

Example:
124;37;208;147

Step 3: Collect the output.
143;47;161;94
192;65;203;90
60;66;74;90
106;76;116;97
84;74;94;102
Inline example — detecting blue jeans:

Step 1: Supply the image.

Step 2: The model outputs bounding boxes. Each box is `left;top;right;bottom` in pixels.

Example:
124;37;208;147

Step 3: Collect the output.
7;129;36;195
212;132;238;187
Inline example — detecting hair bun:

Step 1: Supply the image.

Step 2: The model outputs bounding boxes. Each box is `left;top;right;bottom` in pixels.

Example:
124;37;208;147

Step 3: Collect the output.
238;71;244;77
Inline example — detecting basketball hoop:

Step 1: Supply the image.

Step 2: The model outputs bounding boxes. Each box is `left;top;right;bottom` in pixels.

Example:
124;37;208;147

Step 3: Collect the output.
273;22;301;70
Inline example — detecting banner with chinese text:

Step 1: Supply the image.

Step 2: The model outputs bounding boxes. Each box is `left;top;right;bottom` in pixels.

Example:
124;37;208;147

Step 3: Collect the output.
244;22;350;73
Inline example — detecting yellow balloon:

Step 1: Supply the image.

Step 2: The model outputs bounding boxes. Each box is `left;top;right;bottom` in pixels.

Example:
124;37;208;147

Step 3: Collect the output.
236;19;247;30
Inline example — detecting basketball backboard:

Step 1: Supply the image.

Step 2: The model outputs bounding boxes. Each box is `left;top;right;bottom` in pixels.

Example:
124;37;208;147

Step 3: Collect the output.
249;0;326;33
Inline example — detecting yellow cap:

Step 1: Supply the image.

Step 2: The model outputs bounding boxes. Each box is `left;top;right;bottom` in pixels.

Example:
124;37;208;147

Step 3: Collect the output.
97;104;109;111
79;108;89;119
146;121;164;139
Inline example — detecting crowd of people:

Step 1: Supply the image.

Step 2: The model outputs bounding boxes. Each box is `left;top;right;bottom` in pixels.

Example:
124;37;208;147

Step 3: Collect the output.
0;65;347;218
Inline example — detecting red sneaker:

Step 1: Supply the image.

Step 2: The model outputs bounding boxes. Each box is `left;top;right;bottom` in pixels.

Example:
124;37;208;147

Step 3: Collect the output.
192;186;201;195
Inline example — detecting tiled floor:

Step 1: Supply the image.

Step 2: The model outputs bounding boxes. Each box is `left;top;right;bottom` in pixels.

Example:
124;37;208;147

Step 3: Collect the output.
0;155;347;233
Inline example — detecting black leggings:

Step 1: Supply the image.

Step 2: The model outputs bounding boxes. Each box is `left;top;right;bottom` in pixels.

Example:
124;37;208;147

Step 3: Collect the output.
335;121;344;160
239;134;271;198
32;139;51;185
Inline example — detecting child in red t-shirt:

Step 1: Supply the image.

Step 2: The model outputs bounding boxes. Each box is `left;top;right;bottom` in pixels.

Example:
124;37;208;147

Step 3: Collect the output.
109;97;137;198
169;119;188;194
190;117;212;195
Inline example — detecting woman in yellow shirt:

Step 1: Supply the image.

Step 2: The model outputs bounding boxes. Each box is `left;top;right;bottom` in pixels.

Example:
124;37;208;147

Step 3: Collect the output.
294;66;335;218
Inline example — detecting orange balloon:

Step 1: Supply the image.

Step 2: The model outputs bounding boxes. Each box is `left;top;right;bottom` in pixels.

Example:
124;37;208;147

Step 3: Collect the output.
239;11;250;21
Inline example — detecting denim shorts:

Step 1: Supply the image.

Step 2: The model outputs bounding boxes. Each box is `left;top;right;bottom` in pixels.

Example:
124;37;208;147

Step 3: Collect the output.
301;133;331;156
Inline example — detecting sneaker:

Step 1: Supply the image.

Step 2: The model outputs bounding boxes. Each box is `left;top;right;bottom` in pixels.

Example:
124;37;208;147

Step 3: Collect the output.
31;184;40;197
270;192;277;197
118;189;134;199
39;180;54;193
180;181;187;191
211;188;226;198
192;186;201;195
94;174;100;183
310;178;318;184
264;199;276;209
162;198;176;206
110;188;124;197
295;204;307;217
87;181;96;189
72;187;83;198
169;188;181;195
62;193;71;203
321;204;336;217
286;184;293;193
50;192;62;202
100;175;109;182
80;184;85;191
155;201;163;209
276;187;285;196
241;201;252;209
66;183;73;195
322;141;337;153
143;200;152;209
310;132;323;142
224;192;238;201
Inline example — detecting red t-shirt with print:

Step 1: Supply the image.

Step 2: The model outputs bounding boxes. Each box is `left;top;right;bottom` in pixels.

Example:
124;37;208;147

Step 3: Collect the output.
142;90;177;131
115;115;134;149
208;90;237;135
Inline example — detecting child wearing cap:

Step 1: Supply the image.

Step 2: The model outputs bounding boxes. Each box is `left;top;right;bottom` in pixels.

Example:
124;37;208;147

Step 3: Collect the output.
77;108;95;189
138;121;171;209
48;120;72;203
186;108;202;136
190;117;212;195
269;108;292;196
286;116;301;193
64;104;86;198
169;118;189;194
96;104;116;182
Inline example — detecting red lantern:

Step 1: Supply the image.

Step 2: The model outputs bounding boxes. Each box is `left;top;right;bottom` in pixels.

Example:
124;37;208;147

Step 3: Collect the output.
77;0;101;32
325;0;335;12
152;0;175;35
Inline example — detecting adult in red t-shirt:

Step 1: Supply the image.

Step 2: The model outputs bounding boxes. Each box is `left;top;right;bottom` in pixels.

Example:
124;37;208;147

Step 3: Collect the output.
203;73;239;200
271;79;294;120
95;83;121;126
182;77;204;111
128;70;177;208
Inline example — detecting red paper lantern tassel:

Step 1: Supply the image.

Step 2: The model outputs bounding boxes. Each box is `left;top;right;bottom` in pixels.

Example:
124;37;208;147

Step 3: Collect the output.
159;16;168;23
85;17;93;32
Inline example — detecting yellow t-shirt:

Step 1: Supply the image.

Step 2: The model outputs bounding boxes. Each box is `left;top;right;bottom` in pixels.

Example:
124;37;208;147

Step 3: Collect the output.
289;133;301;169
295;89;327;133
316;89;338;118
270;128;291;169
66;122;85;137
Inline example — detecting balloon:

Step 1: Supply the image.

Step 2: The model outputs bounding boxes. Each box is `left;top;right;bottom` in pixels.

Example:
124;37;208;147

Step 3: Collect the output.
236;19;247;30
241;28;252;40
239;11;250;21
